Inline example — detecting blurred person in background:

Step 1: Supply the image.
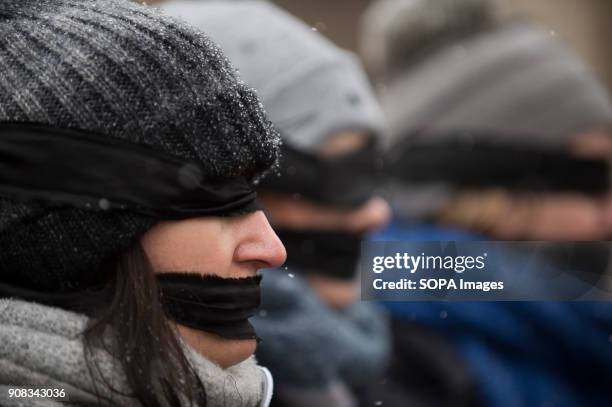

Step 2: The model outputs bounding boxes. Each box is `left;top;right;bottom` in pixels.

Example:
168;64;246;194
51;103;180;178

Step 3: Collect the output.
0;1;287;406
161;1;392;406
363;0;612;241
359;0;612;406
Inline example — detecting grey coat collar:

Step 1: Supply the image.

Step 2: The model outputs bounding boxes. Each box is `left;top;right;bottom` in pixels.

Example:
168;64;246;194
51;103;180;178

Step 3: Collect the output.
0;298;271;407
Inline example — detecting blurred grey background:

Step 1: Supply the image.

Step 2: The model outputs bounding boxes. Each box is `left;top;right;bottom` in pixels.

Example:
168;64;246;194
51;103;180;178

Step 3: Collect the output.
271;0;612;93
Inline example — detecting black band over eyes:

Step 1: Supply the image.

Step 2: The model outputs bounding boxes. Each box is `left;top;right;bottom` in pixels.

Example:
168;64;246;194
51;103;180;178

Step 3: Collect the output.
0;123;258;218
259;137;381;208
387;135;610;194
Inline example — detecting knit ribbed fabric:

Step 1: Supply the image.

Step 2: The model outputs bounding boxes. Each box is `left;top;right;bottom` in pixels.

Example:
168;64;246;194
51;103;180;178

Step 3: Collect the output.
372;20;612;148
0;299;267;407
0;0;280;292
162;0;385;154
360;0;496;80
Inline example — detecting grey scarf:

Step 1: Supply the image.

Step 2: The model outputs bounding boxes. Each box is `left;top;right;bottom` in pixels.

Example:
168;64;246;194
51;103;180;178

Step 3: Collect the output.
0;299;271;407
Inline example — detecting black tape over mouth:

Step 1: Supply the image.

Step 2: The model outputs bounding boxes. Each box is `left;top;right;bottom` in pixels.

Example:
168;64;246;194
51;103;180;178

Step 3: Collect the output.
0;273;264;341
157;273;262;340
275;229;362;280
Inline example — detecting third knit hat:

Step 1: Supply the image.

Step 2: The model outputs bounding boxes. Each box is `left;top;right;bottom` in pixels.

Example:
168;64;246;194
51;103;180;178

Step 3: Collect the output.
162;0;385;154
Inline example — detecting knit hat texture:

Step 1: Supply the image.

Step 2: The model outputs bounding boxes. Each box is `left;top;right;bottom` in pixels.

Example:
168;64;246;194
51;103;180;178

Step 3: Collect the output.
360;0;497;81
375;20;612;148
359;2;612;219
162;0;385;153
0;0;280;292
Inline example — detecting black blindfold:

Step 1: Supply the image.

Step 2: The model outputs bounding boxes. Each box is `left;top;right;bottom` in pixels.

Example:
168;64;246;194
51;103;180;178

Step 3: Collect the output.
387;133;610;194
0;123;258;218
259;137;382;208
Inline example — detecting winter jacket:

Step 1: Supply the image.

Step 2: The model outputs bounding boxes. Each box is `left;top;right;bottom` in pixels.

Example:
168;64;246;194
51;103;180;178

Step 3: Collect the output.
372;219;612;407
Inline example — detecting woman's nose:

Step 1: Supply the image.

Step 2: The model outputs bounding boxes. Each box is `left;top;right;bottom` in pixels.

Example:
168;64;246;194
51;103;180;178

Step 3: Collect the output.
234;211;287;269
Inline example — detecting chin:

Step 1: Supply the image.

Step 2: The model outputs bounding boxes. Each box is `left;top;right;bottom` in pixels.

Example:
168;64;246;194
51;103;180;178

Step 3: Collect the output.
177;324;257;368
218;338;257;368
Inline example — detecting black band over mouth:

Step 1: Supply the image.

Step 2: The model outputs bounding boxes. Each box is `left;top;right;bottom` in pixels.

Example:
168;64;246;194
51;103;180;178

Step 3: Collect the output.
0;273;263;340
157;273;262;340
0;123;258;218
275;229;362;280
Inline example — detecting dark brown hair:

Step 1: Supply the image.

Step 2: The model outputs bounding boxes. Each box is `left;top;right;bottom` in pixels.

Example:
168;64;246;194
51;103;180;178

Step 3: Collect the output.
82;242;207;407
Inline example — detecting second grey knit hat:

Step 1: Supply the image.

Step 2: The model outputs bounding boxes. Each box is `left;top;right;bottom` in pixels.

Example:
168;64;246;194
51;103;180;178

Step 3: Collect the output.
379;21;612;148
360;0;612;219
162;0;385;153
361;3;612;149
0;0;280;292
360;0;497;81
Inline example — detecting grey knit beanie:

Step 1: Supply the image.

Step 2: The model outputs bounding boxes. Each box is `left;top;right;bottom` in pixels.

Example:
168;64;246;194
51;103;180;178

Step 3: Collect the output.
360;0;498;81
0;0;280;292
161;0;385;153
359;1;612;219
374;20;612;148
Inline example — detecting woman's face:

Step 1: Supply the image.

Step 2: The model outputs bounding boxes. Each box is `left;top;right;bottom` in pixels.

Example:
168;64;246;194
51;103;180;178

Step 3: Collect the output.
439;129;612;240
260;130;391;234
257;131;392;308
140;210;286;368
